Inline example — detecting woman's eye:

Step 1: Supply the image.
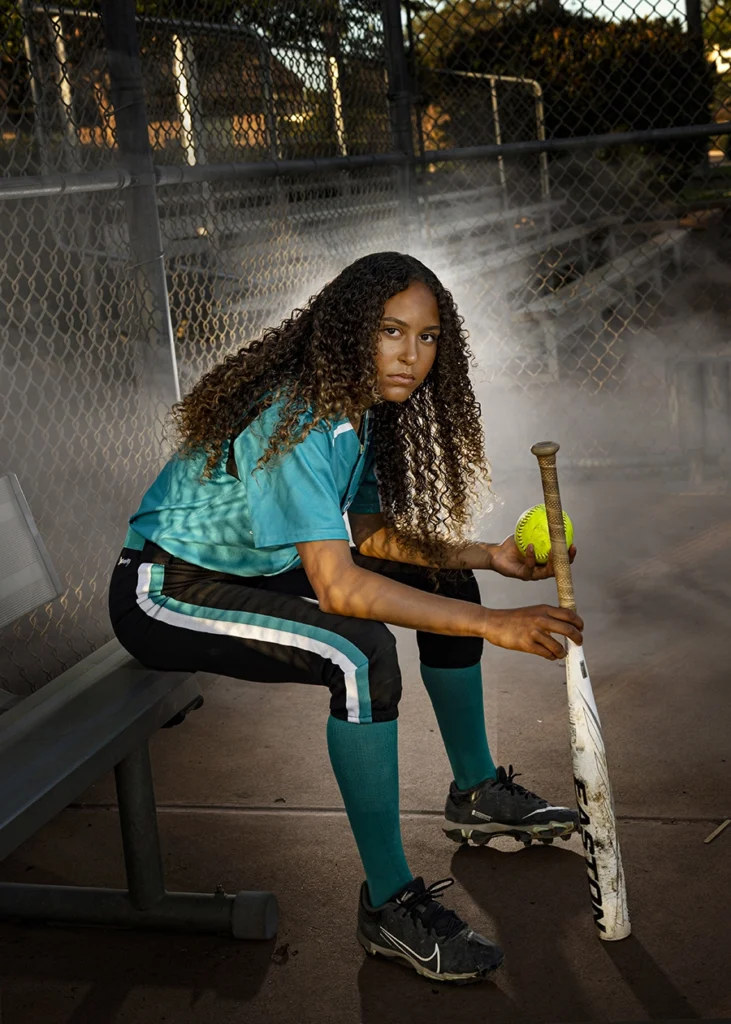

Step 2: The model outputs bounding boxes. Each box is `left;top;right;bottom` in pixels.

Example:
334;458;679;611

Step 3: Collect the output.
381;327;438;344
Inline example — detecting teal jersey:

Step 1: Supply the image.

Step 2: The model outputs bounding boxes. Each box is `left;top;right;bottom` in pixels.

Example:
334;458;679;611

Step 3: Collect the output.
123;400;380;577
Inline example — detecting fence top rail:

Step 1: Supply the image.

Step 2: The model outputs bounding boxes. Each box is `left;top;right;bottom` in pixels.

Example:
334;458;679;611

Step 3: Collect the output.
0;153;409;202
2;120;730;204
423;120;731;162
0;168;133;202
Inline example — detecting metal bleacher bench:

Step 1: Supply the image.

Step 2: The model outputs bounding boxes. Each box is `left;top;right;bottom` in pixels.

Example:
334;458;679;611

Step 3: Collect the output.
424;198;565;245
510;228;688;377
0;472;277;940
434;214;623;288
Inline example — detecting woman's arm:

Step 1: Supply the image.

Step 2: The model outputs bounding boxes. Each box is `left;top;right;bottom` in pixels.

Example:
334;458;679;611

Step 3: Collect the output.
297;538;583;660
348;512;496;569
348;512;576;580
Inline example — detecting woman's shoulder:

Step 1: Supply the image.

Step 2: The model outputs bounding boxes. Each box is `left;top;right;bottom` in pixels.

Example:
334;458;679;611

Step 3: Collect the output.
252;391;346;434
237;391;347;453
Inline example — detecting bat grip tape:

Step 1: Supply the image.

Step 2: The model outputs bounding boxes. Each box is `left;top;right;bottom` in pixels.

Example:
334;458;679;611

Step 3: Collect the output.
535;454;576;611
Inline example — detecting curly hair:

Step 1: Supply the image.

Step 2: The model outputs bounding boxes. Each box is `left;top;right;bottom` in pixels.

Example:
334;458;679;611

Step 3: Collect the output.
170;251;490;570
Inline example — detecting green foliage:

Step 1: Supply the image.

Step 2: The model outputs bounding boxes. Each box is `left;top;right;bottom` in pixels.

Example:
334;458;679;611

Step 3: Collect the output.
0;1;381;59
410;0;533;67
135;0;381;55
415;5;716;191
704;0;731;46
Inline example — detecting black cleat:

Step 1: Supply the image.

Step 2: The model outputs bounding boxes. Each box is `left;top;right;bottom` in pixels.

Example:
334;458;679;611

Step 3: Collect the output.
443;764;578;848
357;876;504;984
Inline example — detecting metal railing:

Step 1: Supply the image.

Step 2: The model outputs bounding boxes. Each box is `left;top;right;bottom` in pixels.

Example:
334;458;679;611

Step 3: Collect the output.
428;69;551;202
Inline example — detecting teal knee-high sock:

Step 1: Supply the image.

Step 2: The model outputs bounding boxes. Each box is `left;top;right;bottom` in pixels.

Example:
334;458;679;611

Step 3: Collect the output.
420;663;497;791
326;716;413;908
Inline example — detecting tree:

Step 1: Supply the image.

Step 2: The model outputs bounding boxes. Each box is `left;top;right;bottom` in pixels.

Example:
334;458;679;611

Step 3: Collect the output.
414;4;716;191
408;0;534;68
704;0;731;140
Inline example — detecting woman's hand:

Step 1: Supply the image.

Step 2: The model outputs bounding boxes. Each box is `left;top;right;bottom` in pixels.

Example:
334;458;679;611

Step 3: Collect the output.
482;604;584;660
489;534;577;582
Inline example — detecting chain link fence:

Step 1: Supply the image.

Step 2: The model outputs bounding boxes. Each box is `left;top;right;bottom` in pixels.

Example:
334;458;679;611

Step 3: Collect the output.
2;0;730;693
406;0;731;470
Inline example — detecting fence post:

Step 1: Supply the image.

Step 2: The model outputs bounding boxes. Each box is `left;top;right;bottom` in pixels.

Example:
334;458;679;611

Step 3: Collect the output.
380;0;417;234
46;12;100;332
99;0;181;426
18;0;50;176
685;0;703;40
685;0;709;174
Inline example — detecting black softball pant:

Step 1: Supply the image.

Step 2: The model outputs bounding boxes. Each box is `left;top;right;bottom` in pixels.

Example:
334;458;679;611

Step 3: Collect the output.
108;541;484;724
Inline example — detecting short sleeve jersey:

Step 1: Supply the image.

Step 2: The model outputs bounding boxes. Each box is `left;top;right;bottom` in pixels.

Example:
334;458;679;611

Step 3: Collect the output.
123;399;380;577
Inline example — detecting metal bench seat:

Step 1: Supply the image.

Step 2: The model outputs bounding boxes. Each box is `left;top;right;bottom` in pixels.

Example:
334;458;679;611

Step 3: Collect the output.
0;473;277;940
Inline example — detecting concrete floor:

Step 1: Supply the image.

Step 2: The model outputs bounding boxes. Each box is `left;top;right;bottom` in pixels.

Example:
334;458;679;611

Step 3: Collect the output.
1;474;730;1023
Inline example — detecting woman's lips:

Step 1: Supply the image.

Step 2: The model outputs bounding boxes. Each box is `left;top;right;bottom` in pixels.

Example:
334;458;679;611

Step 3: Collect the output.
388;375;415;384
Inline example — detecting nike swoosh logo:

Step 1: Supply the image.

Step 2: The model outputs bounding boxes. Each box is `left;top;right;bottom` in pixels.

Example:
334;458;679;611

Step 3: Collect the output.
380;926;441;974
522;805;571;820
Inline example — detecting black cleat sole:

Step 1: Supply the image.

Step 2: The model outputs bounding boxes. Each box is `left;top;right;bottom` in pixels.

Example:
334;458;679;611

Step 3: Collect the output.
443;820;576;848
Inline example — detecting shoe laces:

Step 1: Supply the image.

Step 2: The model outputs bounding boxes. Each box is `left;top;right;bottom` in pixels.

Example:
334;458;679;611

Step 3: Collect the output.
493;764;546;804
396;878;465;940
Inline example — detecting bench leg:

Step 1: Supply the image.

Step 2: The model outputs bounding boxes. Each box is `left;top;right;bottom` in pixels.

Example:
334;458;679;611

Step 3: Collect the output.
701;360;729;466
0;742;278;940
652;254;664;296
114;742;166;909
0;883;278;939
579;235;589;271
672;238;685;274
605;230;618;261
673;360;706;488
541;320;561;380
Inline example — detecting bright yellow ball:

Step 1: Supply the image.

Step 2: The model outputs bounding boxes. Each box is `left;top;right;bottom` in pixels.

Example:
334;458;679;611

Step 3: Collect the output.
514;504;574;564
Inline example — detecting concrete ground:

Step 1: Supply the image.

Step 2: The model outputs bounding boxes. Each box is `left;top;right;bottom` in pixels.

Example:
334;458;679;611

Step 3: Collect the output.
1;473;730;1023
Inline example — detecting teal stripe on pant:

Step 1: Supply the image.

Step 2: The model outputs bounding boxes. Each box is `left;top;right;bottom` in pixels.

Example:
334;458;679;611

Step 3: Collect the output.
141;563;373;723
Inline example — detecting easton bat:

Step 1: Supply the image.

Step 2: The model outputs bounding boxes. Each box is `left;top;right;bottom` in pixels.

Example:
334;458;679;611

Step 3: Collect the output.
531;440;630;941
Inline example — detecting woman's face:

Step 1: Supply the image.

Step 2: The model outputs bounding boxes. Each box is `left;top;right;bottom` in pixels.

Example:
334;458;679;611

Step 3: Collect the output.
374;280;440;403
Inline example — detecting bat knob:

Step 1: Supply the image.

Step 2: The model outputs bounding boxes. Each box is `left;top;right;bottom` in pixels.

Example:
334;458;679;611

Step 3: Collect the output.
531;441;560;457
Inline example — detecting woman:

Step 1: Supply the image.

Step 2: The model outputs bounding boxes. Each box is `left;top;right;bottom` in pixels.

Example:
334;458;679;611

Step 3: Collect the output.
108;251;582;984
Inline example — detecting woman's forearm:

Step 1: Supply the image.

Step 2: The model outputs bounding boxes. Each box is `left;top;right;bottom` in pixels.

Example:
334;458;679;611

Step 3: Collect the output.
358;528;496;570
325;562;491;636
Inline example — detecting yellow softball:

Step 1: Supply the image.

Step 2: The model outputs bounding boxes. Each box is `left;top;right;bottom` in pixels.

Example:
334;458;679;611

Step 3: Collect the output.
514;503;574;564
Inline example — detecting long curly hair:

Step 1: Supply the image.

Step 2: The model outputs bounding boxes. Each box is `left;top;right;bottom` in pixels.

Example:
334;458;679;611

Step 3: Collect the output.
170;251;490;569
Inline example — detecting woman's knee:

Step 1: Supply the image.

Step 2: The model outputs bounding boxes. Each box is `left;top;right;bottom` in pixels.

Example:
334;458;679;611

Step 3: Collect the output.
329;625;402;724
417;569;484;668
